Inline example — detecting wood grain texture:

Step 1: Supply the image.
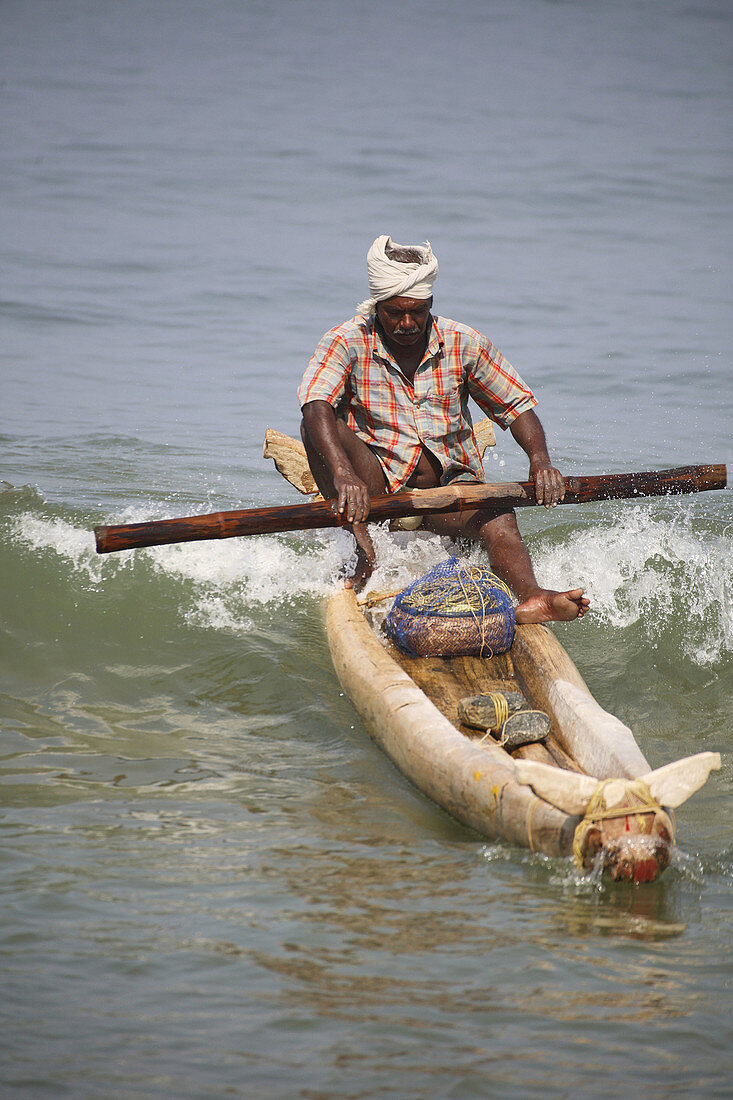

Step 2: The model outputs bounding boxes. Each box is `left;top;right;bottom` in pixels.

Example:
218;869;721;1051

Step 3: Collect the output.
95;463;727;553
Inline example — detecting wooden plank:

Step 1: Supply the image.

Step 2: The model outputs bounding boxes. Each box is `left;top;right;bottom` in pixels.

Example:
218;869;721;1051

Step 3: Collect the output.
510;624;650;779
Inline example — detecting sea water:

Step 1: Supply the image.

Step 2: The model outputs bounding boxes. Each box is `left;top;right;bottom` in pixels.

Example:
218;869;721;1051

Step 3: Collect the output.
2;1;732;1096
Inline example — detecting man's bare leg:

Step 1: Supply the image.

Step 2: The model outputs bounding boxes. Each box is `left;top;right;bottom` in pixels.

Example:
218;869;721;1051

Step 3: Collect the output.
402;447;588;622
301;418;387;588
424;507;589;623
300;422;588;617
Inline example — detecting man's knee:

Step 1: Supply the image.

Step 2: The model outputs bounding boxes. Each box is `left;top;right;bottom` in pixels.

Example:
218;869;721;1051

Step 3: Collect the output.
301;416;387;496
335;425;387;492
478;508;520;542
332;417;361;449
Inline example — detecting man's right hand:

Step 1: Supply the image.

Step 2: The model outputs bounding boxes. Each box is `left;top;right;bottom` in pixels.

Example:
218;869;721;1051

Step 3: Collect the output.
301;398;382;530
333;467;371;525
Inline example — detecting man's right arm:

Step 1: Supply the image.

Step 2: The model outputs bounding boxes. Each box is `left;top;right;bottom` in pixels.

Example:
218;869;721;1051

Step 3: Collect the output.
302;401;371;524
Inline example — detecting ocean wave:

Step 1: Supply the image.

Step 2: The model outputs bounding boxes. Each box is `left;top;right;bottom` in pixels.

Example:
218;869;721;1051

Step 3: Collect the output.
5;495;733;664
532;504;733;665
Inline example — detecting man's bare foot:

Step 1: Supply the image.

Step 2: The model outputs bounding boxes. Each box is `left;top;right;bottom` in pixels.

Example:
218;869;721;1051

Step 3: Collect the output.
343;522;376;592
515;588;590;624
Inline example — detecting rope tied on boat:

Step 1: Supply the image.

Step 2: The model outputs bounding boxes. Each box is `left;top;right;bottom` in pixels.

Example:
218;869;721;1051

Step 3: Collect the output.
385;557;515;658
473;693;507;748
525;795;540;853
572;778;676;868
487;691;510;731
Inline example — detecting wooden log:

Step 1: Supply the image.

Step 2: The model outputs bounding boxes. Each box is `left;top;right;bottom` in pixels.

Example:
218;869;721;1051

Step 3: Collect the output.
326;590;699;877
94;463;727;554
510;624;650;780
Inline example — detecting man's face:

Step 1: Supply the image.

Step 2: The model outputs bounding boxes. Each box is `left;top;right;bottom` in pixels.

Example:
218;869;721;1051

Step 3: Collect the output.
376;296;432;348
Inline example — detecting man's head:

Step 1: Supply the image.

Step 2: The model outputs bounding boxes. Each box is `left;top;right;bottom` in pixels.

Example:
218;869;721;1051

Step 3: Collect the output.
356;235;438;317
375;295;433;348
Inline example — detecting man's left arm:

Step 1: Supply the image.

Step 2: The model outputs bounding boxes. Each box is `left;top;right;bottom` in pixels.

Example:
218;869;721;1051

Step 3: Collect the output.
463;332;564;506
509;409;565;507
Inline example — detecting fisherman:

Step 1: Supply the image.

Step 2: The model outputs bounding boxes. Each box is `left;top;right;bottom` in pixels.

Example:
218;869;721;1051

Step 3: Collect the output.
299;235;590;624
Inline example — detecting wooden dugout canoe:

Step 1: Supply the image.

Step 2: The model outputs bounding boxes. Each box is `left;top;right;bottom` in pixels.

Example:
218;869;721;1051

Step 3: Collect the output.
326;587;665;875
260;426;718;879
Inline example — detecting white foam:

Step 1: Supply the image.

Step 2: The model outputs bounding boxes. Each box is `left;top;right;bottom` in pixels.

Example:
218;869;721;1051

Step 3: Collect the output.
10;504;733;661
11;512;109;584
531;506;733;665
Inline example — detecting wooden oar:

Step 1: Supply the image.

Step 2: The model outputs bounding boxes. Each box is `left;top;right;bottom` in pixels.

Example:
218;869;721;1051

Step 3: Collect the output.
94;464;726;554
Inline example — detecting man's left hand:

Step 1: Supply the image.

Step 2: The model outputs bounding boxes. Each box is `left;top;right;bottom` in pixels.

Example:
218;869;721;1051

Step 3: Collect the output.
529;461;566;507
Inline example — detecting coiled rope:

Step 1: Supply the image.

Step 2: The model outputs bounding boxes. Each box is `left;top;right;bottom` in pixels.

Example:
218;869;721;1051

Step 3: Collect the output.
405;563;513;616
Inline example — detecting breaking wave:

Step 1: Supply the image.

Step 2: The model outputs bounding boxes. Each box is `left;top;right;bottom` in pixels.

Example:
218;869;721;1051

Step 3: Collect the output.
4;486;733;666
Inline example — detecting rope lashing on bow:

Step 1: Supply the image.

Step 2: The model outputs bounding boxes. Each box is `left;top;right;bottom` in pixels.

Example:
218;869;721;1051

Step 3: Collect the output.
572;778;676;868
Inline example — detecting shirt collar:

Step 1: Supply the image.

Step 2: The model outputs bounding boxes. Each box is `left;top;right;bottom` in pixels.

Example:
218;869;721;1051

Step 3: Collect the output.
425;314;444;360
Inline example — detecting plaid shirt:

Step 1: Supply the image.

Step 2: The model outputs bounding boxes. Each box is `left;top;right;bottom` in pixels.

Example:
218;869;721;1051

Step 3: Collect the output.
298;313;537;491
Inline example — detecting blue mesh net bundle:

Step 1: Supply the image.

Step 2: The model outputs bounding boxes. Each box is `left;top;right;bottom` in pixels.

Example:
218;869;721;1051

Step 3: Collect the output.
384;556;516;658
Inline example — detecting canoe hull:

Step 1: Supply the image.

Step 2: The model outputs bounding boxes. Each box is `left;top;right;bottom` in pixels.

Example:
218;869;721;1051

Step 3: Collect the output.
326;590;574;856
326;588;657;866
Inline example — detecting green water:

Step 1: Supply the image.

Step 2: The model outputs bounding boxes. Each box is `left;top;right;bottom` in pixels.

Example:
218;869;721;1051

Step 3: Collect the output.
2;482;732;1096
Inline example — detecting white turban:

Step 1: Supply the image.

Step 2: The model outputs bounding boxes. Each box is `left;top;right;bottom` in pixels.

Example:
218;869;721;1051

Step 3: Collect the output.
356;235;438;316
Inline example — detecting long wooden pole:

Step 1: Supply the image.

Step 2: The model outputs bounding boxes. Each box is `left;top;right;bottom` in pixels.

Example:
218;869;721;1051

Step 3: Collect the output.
94;463;727;554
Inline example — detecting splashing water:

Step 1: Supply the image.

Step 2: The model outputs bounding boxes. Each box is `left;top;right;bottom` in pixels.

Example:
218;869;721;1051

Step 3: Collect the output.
7;497;733;664
531;505;733;666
